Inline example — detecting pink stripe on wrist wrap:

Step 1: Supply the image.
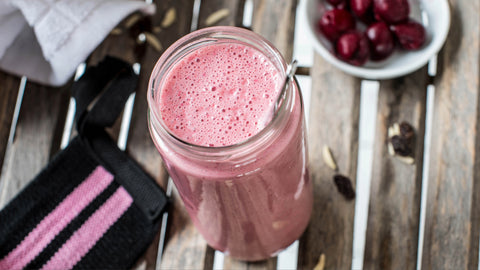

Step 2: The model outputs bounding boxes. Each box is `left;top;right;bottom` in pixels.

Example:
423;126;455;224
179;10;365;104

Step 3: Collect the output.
0;166;113;270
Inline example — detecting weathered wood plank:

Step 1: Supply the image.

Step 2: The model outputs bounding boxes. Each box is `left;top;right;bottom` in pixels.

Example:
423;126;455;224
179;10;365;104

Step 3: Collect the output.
297;54;361;270
198;0;245;28
159;186;210;269
139;2;197;268
422;0;480;269
0;72;21;177
0;82;70;207
118;1;207;269
129;1;193;189
252;0;298;62
363;67;428;269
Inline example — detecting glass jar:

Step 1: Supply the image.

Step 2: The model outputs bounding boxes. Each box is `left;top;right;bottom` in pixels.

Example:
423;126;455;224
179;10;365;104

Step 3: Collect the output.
147;26;312;261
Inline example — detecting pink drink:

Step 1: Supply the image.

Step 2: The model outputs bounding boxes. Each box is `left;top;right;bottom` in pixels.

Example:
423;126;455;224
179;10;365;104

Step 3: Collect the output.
148;27;312;261
160;43;281;147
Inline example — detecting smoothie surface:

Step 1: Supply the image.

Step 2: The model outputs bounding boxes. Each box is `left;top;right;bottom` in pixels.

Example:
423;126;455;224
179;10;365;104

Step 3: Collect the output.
159;43;283;147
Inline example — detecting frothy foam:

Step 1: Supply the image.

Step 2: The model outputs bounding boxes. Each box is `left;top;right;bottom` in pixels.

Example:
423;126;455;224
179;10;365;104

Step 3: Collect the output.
159;43;282;147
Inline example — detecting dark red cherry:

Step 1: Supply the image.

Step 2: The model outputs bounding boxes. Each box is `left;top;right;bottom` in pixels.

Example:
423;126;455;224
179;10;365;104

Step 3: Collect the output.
350;0;372;20
336;30;370;66
373;0;410;24
390;20;426;50
366;22;395;60
318;9;356;41
326;0;346;7
336;1;349;9
327;0;349;9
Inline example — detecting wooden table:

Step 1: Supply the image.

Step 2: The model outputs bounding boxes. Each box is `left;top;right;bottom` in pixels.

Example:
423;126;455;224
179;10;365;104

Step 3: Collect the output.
0;0;478;269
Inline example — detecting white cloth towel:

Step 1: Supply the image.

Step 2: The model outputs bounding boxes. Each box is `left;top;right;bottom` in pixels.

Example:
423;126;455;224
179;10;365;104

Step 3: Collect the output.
0;0;155;86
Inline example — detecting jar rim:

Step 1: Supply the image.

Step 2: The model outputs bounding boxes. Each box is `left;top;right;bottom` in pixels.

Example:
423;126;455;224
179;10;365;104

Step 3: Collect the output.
147;26;294;155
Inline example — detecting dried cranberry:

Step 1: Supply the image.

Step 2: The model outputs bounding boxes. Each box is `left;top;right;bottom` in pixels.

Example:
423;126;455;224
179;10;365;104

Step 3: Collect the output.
350;0;373;22
366;22;395;61
390;135;411;156
373;0;410;24
391;20;426;50
399;121;414;139
318;9;356;41
333;174;355;200
336;30;370;66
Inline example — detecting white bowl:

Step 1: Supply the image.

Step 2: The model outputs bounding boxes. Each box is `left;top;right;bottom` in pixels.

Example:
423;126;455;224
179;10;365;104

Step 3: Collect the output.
301;0;450;80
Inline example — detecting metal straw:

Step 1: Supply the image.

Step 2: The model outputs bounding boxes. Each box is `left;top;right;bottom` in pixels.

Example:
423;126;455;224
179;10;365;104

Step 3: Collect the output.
274;59;298;113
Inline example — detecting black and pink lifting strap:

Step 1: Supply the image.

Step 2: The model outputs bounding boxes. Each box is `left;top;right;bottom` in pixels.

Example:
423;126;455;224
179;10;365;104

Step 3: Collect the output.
0;57;168;270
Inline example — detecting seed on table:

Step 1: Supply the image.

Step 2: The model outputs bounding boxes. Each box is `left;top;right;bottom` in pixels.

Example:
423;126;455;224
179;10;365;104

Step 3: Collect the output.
322;145;338;171
314;253;326;270
143;32;163;52
396;155;415;164
110;28;122;35
161;7;176;28
205;9;230;26
125;13;142;28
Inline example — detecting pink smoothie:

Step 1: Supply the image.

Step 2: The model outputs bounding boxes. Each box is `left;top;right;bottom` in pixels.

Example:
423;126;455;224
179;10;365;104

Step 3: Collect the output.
159;43;282;146
151;40;312;261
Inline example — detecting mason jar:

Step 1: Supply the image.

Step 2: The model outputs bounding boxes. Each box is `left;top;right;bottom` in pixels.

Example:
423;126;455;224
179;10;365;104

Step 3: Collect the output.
147;26;312;261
